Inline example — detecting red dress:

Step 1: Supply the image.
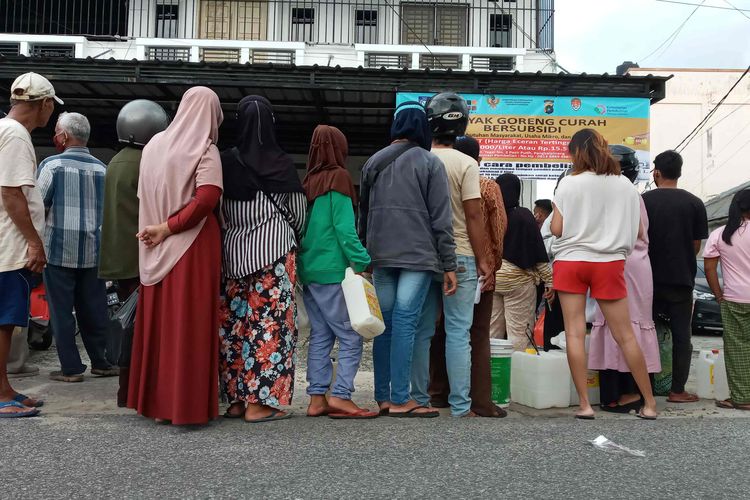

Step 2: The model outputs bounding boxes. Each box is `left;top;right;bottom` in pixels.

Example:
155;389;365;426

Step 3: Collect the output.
127;185;222;425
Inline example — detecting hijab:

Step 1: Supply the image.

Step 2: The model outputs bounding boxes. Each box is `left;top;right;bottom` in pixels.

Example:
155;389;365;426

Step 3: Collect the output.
138;86;224;285
222;95;303;201
495;173;549;269
390;101;432;150
303;125;357;205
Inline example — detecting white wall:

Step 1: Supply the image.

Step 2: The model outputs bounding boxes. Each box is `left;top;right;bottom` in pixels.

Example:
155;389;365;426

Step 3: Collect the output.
629;68;750;201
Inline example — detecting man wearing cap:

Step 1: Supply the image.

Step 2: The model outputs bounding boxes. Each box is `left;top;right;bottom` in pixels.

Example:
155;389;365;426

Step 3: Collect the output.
38;111;118;383
0;72;60;417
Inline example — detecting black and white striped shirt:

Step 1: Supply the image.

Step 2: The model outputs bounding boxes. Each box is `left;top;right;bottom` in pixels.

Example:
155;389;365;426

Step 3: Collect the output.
222;191;307;278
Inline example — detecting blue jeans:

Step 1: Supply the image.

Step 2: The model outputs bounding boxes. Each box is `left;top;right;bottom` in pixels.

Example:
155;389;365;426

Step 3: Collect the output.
372;267;432;405
410;279;443;407
441;255;477;416
304;283;363;400
44;265;112;375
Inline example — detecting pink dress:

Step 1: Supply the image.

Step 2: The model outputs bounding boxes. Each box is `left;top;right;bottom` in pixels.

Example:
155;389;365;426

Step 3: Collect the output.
588;197;661;373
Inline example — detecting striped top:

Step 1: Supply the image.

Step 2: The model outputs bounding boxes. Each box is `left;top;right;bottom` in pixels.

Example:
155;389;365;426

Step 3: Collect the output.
37;147;106;269
222;191;307;278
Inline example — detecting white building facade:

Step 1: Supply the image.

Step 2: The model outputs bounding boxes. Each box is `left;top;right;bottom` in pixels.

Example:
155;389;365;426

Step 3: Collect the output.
0;0;557;72
628;68;750;201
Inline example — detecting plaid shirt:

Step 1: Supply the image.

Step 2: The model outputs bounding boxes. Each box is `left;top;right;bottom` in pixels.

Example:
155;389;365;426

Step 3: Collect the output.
37;147;106;268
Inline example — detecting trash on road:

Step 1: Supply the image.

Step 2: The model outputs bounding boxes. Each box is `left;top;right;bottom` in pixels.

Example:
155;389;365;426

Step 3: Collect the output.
589;435;646;457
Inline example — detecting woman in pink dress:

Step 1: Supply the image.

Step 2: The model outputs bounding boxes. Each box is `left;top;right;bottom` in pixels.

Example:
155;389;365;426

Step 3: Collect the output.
588;146;661;412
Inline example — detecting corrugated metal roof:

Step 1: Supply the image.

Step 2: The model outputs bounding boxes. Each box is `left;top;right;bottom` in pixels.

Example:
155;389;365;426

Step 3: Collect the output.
0;56;670;156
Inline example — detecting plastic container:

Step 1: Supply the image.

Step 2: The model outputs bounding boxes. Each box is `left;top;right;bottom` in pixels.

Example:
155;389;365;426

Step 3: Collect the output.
548;333;599;406
341;268;385;340
696;349;720;400
714;350;730;402
489;339;514;407
510;350;571;409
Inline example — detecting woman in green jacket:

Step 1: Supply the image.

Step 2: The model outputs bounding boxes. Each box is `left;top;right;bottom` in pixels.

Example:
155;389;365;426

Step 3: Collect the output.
298;125;376;419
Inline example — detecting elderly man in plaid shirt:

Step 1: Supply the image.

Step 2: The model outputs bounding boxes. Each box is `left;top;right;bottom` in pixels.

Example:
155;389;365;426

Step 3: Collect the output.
38;112;118;383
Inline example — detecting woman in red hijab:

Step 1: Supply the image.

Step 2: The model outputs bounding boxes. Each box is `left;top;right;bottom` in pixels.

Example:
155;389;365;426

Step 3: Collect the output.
128;86;224;425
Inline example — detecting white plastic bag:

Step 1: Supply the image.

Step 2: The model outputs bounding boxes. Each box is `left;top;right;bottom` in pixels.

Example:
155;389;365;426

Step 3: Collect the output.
589;435;646;457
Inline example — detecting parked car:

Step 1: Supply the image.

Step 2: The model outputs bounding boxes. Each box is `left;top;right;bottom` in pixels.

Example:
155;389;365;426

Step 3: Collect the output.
692;259;723;335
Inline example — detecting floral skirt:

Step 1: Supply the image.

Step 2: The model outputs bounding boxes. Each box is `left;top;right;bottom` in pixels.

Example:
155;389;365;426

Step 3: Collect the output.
219;251;297;406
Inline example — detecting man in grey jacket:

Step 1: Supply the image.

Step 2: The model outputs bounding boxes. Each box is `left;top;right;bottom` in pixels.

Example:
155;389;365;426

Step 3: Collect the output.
359;101;456;418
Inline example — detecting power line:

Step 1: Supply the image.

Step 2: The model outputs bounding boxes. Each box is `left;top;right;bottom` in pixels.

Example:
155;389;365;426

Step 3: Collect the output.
723;0;750;19
675;64;750;152
686;135;750;193
494;5;570;73
640;0;705;63
656;0;750;11
687;95;750;143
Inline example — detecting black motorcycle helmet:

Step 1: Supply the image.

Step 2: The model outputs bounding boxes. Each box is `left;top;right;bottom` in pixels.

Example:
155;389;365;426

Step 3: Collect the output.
425;92;469;139
609;144;640;183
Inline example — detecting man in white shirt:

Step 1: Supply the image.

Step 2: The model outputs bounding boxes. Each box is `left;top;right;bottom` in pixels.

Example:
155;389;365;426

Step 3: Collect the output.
0;72;61;417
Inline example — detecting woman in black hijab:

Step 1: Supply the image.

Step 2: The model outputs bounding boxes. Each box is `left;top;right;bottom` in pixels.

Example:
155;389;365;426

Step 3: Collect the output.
490;173;553;351
219;96;307;423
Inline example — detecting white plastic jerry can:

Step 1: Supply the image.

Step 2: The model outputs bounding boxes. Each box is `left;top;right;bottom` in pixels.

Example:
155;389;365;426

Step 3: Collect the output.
696;349;720;400
341;268;386;340
714;350;730;402
510;350;571;409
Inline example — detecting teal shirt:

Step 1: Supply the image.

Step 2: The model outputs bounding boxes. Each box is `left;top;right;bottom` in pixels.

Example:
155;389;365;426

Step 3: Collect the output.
298;191;371;285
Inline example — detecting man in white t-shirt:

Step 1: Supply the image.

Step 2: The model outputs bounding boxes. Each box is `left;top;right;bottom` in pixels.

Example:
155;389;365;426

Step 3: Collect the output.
414;93;491;418
0;72;61;417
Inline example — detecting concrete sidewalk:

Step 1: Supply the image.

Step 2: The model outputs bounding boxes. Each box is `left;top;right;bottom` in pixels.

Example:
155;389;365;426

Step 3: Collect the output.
9;333;746;421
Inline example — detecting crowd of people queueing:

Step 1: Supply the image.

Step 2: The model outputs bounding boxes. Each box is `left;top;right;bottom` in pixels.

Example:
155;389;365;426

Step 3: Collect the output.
1;72;749;422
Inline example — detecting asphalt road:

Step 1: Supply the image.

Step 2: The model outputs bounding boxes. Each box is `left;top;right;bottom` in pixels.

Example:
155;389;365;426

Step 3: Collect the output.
3;333;746;499
2;411;749;499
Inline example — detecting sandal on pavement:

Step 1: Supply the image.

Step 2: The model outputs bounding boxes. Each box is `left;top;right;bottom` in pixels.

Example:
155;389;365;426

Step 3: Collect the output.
49;371;84;383
244;409;292;423
223;405;246;419
667;392;699;403
329;408;379;420
575;413;595;420
388;406;440;418
91;367;120;377
13;393;44;408
306;409;331;417
0;400;40;418
716;399;736;409
636;408;657;420
8;365;39;379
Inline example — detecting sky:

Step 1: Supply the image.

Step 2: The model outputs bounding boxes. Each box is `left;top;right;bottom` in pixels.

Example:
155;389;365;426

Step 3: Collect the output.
554;0;750;74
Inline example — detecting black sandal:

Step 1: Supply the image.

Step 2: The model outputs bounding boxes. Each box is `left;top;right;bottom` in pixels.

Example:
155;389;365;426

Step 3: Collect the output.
388;406;440;418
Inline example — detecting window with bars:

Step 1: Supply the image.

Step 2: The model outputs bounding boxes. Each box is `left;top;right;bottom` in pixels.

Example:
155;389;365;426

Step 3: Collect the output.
155;1;180;38
401;3;468;47
291;7;315;42
490;14;512;48
355;9;378;44
199;1;267;41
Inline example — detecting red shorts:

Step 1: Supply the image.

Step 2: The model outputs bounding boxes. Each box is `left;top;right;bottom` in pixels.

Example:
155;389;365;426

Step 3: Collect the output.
553;260;627;300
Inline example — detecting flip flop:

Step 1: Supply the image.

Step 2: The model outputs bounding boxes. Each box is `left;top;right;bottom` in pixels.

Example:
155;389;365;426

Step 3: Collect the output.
223;403;246;419
388;406;440;418
328;408;379;420
0;400;40;418
378;407;390;416
575;413;595;420
667;393;699;403
636;410;657;420
13;393;44;408
716;399;736;409
306;409;331;417
244;409;292;424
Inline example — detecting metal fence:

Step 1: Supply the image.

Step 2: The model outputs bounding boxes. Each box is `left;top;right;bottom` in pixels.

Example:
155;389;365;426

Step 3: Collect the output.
0;0;554;50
